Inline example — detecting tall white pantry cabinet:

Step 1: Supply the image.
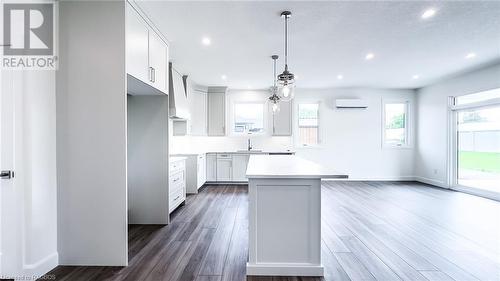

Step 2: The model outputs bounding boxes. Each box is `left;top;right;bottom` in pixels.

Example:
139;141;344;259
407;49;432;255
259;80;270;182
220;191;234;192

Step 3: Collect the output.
57;0;170;267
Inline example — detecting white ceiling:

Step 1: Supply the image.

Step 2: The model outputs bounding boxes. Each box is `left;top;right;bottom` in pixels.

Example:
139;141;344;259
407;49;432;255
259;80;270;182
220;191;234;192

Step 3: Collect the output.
137;0;500;90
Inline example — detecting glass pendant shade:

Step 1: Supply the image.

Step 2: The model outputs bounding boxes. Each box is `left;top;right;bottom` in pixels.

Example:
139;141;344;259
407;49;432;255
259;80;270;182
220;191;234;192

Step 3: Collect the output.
271;102;280;114
279;82;295;101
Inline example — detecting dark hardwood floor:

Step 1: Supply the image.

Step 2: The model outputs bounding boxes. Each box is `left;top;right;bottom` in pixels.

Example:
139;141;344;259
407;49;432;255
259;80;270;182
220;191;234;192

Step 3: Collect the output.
42;182;500;281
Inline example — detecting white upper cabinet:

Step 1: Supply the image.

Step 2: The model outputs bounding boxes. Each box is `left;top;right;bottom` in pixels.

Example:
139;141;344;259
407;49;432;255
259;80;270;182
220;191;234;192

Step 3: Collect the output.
207;87;227;136
126;3;169;94
188;88;208;135
148;31;168;92
126;5;149;83
272;100;292;136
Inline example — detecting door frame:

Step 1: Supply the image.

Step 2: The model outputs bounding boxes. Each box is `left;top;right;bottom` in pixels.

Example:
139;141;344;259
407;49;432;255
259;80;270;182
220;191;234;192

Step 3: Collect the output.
447;96;500;201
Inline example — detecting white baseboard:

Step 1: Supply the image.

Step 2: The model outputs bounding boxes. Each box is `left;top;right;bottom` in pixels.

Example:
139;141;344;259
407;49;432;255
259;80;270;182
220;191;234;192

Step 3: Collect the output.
413;176;448;188
322;176;416;182
451;185;500;202
23;252;58;279
247;262;324;276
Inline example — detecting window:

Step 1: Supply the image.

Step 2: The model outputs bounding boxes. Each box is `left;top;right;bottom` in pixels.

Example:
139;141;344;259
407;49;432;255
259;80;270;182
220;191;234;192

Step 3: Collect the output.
383;101;409;147
298;103;319;146
233;103;264;134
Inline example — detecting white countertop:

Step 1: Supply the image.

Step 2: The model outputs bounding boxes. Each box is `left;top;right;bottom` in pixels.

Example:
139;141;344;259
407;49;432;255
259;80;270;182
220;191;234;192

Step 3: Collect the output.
246;155;348;179
169;156;187;163
171;149;295;156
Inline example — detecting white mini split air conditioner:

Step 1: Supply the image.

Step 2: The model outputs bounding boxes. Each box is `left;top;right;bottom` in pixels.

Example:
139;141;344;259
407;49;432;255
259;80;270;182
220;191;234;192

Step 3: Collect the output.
335;99;368;108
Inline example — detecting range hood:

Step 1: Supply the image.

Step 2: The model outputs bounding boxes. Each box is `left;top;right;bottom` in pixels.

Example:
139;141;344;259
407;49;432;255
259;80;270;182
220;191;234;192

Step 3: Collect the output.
169;63;190;119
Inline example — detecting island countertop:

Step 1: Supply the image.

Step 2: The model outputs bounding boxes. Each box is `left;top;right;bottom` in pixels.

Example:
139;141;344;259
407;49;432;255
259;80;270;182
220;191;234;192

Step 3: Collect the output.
246;155;348;179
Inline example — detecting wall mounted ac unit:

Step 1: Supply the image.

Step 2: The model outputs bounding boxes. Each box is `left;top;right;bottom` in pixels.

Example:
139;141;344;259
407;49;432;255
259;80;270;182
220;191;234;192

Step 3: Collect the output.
335;99;368;108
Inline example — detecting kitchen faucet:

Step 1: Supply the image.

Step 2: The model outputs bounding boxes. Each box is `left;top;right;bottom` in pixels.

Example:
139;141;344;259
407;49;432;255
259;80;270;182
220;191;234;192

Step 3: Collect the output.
248;138;253;151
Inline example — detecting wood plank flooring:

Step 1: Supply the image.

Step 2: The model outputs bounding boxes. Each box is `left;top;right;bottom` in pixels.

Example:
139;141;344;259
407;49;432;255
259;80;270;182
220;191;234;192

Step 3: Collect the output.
41;182;500;281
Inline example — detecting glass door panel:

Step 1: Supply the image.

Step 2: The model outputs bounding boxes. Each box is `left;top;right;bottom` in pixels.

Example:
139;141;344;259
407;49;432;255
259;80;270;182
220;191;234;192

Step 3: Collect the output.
457;105;500;192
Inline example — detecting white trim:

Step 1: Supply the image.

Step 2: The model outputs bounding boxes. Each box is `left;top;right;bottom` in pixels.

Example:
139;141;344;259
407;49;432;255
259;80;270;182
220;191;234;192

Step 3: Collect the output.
22;252;58;278
451;97;500;111
414;176;448;188
381;99;412;149
295;101;322;148
446;96;456;188
230;100;268;136
246;263;324;276
451;185;500;202
322;176;415;182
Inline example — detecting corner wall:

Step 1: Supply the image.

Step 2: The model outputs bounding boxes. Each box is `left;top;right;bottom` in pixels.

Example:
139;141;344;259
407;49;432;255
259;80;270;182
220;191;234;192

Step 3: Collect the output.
415;63;500;187
56;1;128;265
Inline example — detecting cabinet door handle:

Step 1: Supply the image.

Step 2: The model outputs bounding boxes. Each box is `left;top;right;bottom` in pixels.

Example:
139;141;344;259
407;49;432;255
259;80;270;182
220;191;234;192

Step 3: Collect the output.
149;67;153;82
152;67;156;83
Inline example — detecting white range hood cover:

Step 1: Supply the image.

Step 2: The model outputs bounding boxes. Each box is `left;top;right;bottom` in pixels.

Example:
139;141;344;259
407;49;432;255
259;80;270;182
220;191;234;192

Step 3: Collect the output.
169;63;190;119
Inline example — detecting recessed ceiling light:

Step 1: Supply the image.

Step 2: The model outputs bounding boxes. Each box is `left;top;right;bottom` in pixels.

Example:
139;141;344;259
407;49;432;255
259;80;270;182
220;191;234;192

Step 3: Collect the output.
421;8;436;19
337;74;343;80
221;74;227;80
365;53;375;60
201;37;211;46
465;52;477;59
412;75;420;80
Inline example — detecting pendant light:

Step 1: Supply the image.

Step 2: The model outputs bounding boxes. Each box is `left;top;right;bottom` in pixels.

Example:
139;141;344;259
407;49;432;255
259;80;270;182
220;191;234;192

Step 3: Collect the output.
268;55;281;114
277;11;295;101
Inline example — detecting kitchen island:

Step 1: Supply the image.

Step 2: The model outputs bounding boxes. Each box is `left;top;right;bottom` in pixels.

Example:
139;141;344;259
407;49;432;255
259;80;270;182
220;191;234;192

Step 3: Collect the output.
246;155;348;277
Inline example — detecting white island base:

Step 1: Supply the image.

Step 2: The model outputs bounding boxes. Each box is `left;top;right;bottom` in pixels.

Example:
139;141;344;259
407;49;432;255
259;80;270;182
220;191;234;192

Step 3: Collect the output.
246;155;348;277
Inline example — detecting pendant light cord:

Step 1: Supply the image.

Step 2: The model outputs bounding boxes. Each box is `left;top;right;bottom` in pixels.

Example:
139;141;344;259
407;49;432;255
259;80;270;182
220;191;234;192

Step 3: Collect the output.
284;15;288;68
273;58;277;87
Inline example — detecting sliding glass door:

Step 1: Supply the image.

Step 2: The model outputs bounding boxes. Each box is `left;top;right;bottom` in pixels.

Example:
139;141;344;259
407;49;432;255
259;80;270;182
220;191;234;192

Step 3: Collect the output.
451;89;500;199
457;106;500;192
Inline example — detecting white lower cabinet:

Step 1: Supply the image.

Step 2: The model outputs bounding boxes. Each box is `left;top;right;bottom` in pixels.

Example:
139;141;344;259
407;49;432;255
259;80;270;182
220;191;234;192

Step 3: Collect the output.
206;153;217;181
205;152;294;183
171;154;207;194
169;158;186;213
232;154;250;181
216;154;232;181
197;154;207;188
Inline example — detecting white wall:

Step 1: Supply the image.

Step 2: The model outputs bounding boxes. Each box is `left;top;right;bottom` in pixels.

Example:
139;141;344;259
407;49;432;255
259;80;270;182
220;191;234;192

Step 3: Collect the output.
415;63;500;187
56;1;128;266
128;95;169;224
172;88;416;180
294;88;416;180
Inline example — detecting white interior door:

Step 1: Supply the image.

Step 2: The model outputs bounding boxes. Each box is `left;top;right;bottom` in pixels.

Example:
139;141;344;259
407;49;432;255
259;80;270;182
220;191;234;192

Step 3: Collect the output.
0;70;21;277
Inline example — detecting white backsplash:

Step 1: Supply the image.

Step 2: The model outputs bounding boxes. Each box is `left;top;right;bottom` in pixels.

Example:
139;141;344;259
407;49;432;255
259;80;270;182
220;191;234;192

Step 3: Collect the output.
171;135;293;153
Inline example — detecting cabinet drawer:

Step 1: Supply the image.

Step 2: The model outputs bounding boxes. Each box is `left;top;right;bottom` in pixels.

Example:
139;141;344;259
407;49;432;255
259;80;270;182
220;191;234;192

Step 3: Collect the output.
217;153;232;159
170;179;184;196
169;187;184;212
170;161;185;173
170;160;185;174
169;170;184;186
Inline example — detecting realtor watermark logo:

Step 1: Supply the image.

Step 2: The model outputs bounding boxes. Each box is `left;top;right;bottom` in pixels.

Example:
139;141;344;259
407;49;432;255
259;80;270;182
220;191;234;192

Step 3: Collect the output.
1;2;57;70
